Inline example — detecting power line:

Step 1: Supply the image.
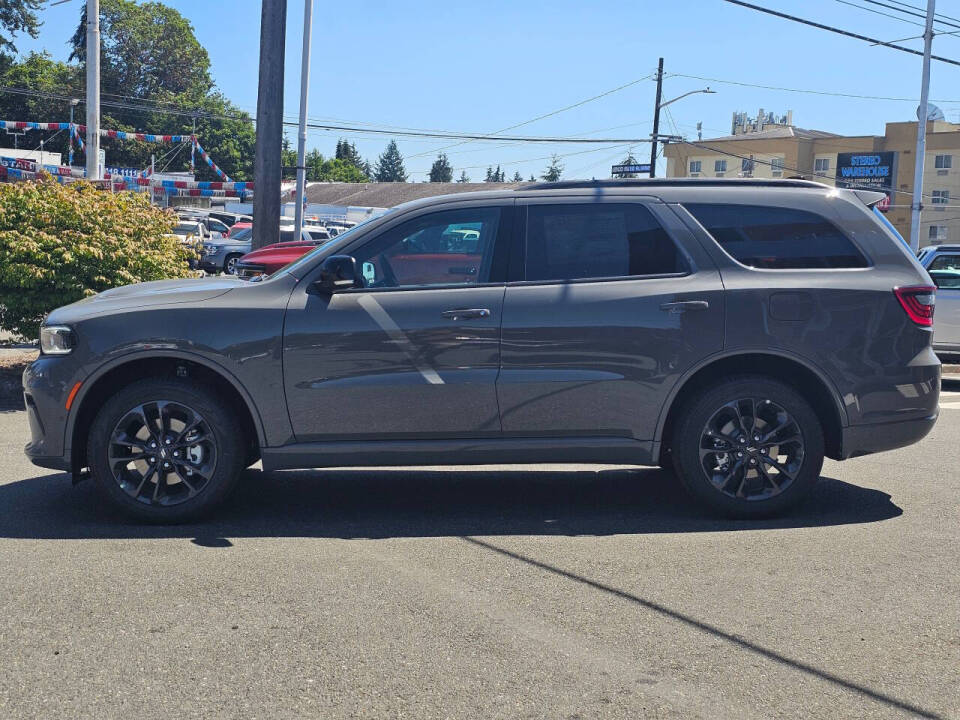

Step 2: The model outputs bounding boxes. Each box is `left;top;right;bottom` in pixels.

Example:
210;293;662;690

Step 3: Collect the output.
861;0;960;29
405;72;657;160
724;0;960;66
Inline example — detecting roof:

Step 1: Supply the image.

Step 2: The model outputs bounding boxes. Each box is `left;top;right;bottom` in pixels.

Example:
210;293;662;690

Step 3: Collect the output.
305;181;530;208
694;126;841;143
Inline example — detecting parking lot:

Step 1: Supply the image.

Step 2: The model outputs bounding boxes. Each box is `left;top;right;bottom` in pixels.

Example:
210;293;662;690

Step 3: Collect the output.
0;383;956;719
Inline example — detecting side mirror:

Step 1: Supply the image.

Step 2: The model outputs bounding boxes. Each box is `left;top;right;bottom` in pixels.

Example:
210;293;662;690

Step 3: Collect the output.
315;255;360;293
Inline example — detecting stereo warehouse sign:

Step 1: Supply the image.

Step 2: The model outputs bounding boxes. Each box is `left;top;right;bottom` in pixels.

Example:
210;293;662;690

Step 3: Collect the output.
835;152;898;199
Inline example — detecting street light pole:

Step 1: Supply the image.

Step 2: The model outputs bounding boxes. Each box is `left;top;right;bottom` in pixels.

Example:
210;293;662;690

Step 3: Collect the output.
294;0;314;239
910;0;936;253
85;0;100;180
649;58;664;178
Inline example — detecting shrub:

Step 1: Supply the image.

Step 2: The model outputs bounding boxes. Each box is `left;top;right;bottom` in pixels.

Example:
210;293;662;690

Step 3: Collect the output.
0;175;190;339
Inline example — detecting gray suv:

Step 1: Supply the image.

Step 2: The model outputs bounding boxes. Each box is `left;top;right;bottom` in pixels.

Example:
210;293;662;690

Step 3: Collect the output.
23;180;940;522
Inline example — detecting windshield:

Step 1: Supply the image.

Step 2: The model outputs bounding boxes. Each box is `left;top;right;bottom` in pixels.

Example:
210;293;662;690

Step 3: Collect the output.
230;226;253;241
269;211;395;280
175;222;200;234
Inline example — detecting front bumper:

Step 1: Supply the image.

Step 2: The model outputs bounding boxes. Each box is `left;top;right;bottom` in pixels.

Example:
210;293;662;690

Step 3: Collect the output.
22;358;75;472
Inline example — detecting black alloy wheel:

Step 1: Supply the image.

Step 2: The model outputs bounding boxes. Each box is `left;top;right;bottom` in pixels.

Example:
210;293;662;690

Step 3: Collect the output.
108;400;217;506
672;376;825;518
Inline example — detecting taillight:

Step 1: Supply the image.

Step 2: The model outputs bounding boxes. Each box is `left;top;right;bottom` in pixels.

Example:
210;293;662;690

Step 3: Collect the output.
894;285;936;326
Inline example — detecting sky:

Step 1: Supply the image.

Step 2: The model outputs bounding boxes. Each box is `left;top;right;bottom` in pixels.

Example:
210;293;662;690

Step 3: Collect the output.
17;0;960;180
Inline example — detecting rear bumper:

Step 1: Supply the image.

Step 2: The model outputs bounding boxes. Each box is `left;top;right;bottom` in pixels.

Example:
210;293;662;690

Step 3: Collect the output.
839;412;939;460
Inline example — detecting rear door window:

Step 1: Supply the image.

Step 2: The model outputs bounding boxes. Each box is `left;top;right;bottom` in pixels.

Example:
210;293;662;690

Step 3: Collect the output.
685;204;869;269
524;203;688;282
928;254;960;271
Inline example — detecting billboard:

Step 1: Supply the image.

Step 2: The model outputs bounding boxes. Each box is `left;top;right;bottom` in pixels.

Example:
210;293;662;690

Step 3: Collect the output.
835;151;898;197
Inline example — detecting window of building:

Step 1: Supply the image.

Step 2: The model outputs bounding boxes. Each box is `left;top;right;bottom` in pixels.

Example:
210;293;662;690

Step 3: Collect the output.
932;190;950;205
714;159;727;173
771;157;785;172
814;158;830;173
929;225;949;242
524;203;688;282
684;204;869;270
935;154;952;169
689;160;701;174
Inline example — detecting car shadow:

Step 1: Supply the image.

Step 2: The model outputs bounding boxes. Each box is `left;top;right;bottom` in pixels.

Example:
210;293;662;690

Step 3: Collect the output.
0;466;902;540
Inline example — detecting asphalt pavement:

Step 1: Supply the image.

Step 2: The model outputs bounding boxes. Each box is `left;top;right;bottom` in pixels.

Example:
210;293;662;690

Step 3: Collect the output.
0;383;957;719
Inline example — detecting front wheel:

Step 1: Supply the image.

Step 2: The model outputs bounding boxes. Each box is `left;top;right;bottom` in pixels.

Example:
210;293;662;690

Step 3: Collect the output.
672;376;825;518
223;254;242;275
88;378;245;523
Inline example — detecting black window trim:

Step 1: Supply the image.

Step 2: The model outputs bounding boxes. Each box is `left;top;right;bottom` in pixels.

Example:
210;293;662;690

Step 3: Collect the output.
677;202;875;273
513;198;696;285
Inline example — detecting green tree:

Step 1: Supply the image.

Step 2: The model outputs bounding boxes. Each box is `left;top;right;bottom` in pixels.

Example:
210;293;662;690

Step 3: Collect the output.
428;153;453;182
485;165;504;183
511;171;523;182
318;158;368;182
615;152;640;178
374;140;407;182
62;0;255;180
70;0;211;99
0;0;41;54
0;52;83;159
540;154;563;182
457;170;470;183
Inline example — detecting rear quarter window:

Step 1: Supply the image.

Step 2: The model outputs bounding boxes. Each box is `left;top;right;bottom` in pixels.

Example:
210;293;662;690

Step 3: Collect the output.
685;203;869;269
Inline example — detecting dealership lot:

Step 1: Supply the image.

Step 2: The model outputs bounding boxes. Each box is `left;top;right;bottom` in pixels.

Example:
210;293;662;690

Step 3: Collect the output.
0;383;957;719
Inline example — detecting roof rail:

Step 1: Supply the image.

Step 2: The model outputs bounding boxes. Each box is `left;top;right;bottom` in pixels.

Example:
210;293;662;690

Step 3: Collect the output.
521;178;828;191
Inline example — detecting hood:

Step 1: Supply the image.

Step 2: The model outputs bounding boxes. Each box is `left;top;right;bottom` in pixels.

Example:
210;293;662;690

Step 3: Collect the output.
46;276;240;324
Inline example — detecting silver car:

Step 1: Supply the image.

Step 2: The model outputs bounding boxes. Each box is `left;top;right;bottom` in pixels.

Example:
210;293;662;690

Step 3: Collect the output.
919;246;960;353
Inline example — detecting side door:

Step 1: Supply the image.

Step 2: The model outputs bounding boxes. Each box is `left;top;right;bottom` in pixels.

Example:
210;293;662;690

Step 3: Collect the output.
283;203;512;442
497;197;724;440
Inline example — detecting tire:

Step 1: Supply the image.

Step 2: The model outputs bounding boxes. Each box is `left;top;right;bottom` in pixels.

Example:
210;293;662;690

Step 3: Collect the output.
672;375;825;518
223;254;242;275
88;378;245;523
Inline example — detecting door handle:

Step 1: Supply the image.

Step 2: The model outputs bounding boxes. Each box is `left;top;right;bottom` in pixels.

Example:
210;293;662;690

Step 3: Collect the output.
442;308;491;320
660;300;710;313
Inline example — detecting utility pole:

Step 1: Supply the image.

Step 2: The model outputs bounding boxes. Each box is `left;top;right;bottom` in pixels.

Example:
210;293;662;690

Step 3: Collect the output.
294;0;314;239
253;0;288;250
85;0;100;180
649;57;664;179
910;0;936;253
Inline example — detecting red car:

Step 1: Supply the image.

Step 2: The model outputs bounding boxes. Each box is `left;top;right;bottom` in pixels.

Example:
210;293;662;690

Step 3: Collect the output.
235;230;331;279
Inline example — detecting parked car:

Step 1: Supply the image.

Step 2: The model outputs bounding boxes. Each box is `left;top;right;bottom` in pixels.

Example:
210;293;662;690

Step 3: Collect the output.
227;221;252;238
172;220;212;246
917;244;960;354
175;208;251;229
197;226;253;275
928;270;960;353
235;228;332;279
24;179;940;522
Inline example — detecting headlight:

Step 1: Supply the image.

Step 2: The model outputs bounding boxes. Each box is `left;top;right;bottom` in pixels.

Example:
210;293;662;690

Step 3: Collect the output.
40;325;76;355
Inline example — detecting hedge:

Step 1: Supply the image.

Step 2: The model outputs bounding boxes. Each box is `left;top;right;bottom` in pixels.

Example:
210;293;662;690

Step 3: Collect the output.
0;176;190;339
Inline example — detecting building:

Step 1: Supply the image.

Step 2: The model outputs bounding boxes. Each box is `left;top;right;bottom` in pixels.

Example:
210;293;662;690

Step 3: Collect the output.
664;113;960;247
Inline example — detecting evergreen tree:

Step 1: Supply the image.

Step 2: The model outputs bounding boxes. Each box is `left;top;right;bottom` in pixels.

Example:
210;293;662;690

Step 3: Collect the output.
615;152;640;178
484;166;495;182
374;140;408;182
0;0;41;54
457;170;470;183
428;152;453;182
540;154;564;182
529;174;536;181
511;171;523;182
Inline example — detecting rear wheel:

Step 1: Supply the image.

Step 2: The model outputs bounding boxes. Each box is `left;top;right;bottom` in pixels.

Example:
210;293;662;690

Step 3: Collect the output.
88;378;245;523
672;376;825;518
